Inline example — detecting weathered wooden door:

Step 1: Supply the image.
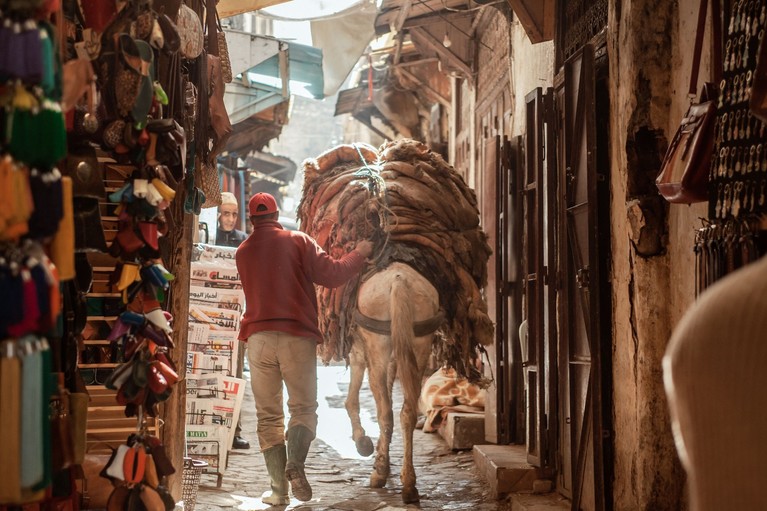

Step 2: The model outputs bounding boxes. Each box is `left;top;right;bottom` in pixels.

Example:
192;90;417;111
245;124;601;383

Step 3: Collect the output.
556;43;611;511
496;135;525;445
523;88;559;469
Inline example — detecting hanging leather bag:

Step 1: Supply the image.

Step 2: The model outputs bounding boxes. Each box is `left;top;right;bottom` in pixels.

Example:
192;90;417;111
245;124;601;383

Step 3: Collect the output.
656;0;721;204
205;0;232;159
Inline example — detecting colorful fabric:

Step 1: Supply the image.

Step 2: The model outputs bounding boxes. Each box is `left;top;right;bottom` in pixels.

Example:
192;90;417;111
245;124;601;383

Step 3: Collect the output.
419;367;486;433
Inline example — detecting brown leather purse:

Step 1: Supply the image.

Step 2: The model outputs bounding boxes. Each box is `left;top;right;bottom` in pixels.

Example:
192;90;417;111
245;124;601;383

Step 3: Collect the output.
205;0;232;162
656;0;721;204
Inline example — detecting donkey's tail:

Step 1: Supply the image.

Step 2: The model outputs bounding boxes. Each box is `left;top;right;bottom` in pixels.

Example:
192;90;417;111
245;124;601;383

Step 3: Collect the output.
390;273;419;402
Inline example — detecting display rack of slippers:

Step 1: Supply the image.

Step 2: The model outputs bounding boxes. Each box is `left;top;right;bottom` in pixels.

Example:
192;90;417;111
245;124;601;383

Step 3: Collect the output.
59;0;195;509
700;0;767;295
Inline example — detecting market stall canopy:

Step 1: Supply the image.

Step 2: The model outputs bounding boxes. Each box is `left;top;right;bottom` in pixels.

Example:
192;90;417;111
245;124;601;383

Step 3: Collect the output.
249;41;324;99
225;100;289;157
245;152;297;186
335;84;396;140
222;32;323;155
217;0;291;18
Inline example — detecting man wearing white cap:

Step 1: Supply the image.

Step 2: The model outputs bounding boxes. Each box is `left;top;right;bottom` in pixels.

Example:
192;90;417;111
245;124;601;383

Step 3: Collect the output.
216;191;250;450
217;192;247;247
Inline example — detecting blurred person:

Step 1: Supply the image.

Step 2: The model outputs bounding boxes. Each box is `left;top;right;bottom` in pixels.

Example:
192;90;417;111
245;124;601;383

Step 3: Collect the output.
663;254;767;511
235;192;374;505
215;191;249;449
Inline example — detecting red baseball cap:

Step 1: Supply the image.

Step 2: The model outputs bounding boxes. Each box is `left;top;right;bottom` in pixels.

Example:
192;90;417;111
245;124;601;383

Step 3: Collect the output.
248;192;278;216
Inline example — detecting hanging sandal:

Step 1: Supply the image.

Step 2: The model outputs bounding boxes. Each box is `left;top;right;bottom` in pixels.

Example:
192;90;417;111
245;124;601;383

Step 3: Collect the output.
115;34;143;118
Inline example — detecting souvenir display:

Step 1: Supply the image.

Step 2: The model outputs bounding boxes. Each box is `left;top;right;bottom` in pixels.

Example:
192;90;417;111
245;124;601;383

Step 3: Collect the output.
696;0;767;293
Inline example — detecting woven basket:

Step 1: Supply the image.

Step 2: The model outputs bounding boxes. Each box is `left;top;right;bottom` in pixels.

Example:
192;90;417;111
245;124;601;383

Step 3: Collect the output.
182;457;208;511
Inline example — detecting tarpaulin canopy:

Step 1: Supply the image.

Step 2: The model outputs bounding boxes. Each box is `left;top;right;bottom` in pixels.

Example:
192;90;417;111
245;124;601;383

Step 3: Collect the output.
248;42;324;99
217;0;291;18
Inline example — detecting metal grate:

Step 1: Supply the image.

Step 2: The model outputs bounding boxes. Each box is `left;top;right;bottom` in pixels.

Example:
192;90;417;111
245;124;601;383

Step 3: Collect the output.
561;0;608;60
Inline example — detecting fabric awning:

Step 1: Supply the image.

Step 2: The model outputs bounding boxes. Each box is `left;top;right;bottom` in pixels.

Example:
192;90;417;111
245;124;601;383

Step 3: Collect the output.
217;0;291;18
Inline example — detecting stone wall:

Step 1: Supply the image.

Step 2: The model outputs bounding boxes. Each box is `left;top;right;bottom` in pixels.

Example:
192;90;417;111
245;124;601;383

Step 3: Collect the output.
607;0;705;508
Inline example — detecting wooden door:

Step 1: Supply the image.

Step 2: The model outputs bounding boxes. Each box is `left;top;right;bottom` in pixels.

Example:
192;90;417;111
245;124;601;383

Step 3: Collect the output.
496;135;525;445
524;87;559;469
556;43;611;511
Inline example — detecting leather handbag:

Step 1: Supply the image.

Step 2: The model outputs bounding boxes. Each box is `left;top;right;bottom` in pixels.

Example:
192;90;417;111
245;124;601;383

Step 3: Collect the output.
205;0;232;165
66;145;105;200
177;3;204;59
656;0;721;204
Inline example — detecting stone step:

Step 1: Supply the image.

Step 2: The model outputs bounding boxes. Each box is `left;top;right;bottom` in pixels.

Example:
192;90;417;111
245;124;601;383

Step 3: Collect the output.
472;444;546;499
438;412;485;450
508;492;571;510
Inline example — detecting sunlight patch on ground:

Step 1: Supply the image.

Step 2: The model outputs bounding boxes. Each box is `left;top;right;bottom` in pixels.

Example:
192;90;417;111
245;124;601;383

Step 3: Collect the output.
315;365;378;460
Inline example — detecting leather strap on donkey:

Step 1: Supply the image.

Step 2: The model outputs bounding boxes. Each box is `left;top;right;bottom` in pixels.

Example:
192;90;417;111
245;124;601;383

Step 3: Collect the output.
353;309;445;337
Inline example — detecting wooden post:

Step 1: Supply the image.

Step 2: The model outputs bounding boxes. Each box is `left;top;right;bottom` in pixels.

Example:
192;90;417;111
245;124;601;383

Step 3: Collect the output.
161;181;194;499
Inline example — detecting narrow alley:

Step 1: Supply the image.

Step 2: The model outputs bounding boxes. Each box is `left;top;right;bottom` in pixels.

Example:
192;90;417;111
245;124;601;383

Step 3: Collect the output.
195;365;519;511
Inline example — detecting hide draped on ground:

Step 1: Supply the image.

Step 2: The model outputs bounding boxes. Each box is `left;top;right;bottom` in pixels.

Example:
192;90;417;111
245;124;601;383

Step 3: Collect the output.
297;139;494;384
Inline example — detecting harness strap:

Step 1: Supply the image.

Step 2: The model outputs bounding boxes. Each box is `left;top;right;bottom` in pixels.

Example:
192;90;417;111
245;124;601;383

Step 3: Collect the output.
353;309;445;337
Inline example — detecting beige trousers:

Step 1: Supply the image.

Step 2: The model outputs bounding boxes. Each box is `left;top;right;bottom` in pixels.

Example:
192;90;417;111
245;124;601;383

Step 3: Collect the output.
246;331;318;451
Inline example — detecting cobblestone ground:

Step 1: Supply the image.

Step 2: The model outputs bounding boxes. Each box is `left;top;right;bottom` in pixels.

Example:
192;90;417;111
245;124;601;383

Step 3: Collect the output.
194;365;511;511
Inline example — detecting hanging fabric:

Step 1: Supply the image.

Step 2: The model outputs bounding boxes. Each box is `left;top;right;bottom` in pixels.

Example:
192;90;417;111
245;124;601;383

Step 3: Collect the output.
0;341;22;503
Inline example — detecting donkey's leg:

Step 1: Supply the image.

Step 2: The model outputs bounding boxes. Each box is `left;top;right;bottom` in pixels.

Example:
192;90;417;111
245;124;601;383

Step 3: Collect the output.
367;339;393;488
400;336;433;504
345;342;373;456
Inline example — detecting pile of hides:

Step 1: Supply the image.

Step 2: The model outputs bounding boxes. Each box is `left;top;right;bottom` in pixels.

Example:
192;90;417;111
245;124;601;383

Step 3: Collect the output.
297;139;494;384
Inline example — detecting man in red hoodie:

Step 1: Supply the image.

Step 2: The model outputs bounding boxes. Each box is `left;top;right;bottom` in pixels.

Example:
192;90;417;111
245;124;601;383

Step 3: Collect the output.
236;192;373;505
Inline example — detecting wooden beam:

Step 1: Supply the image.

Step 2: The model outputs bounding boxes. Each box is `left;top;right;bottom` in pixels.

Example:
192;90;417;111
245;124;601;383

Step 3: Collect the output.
401;10;474;30
409;27;472;78
162;177;194;500
397;67;451;108
394;0;412;31
375;0;468;33
506;0;555;43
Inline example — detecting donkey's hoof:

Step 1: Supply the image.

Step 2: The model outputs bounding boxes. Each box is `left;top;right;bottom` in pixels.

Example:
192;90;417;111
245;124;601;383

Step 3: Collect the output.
402;486;420;504
370;472;388;488
356;436;374;457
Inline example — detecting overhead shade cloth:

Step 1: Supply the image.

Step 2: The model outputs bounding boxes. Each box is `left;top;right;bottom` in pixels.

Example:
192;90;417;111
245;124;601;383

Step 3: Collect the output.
249;42;324;99
311;1;377;97
217;0;291;18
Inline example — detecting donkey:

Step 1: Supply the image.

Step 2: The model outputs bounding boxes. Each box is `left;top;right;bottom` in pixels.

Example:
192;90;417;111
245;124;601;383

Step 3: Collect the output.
344;261;444;504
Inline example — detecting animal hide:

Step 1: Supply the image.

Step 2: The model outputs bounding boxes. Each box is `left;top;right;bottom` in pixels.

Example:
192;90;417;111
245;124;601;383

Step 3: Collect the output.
298;139;493;384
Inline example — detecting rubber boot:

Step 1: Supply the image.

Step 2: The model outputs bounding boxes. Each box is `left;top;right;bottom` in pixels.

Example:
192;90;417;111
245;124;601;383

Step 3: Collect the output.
261;444;290;506
285;425;314;501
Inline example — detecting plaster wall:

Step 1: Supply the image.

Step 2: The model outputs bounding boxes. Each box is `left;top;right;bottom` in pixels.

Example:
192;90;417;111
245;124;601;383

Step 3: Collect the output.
608;0;707;508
